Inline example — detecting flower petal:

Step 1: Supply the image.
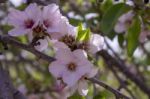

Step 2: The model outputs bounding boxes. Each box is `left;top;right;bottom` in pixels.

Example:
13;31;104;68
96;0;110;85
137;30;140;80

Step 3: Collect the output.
73;49;87;61
89;34;104;54
62;72;81;87
78;80;88;96
34;38;48;51
42;4;61;29
49;61;66;78
55;49;74;63
25;3;41;23
86;67;98;78
114;22;126;33
8;28;30;36
76;59;93;76
52;41;70;51
8;8;27;27
43;4;60;20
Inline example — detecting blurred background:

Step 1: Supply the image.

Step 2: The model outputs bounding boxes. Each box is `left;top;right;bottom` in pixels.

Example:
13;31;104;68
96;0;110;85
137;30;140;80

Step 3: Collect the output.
0;0;150;99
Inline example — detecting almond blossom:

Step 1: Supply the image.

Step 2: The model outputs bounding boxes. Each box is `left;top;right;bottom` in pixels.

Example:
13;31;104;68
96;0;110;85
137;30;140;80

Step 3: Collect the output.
8;3;71;51
8;3;41;36
49;49;96;87
52;32;104;54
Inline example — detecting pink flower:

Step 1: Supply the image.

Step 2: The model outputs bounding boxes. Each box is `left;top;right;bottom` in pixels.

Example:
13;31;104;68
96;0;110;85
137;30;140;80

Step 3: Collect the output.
49;49;94;87
114;11;134;33
52;32;104;54
41;4;75;39
69;68;98;96
8;3;41;36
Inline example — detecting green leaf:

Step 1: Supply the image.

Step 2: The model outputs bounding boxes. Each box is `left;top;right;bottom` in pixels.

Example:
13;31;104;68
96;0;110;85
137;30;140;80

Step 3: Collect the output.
118;34;124;47
76;24;91;42
100;0;113;13
100;3;131;35
127;17;141;57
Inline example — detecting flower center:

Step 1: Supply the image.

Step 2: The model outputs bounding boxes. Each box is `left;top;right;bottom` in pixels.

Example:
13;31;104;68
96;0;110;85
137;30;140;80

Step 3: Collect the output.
67;62;77;71
33;25;45;33
43;19;51;28
59;35;77;50
31;25;50;46
78;42;89;51
24;19;34;28
32;25;50;38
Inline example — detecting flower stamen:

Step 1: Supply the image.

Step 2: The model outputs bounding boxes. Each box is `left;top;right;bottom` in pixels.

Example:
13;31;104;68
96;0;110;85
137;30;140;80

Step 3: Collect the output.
67;62;77;71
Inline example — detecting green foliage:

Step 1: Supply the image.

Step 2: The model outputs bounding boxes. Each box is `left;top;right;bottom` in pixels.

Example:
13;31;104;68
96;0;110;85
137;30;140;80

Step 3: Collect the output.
1;25;13;34
127;16;141;57
100;0;113;13
16;4;27;10
69;18;82;26
69;93;85;99
118;34;124;47
93;93;106;99
93;90;114;99
100;3;131;35
76;23;91;42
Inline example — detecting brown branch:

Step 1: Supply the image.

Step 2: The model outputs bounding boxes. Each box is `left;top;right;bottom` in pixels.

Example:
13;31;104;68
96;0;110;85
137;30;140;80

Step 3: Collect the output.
88;78;130;99
0;35;55;62
98;50;150;97
0;64;27;99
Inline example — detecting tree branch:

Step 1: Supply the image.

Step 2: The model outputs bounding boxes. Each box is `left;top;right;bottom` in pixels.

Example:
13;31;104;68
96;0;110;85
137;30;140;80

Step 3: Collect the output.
0;35;55;62
0;64;27;99
98;50;150;97
88;78;130;99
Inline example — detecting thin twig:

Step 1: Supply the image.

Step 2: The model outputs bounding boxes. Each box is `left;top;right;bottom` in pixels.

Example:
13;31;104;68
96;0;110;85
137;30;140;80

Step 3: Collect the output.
0;35;55;62
88;78;130;99
98;50;150;97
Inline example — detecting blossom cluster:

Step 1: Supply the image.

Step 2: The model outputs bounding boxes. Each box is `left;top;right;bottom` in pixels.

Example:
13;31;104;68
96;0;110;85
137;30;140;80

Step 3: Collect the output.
8;3;104;97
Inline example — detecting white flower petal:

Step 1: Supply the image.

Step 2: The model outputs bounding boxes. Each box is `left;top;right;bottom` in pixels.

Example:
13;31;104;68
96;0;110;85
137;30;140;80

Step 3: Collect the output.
77;59;93;76
86;67;98;78
43;4;59;19
52;41;70;51
55;49;74;63
34;38;48;51
8;28;30;36
78;80;88;96
42;4;61;29
57;17;76;37
47;27;60;34
8;8;27;27
49;61;65;78
62;71;81;87
73;49;87;60
25;3;41;23
114;22;126;33
89;34;104;54
88;44;99;55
